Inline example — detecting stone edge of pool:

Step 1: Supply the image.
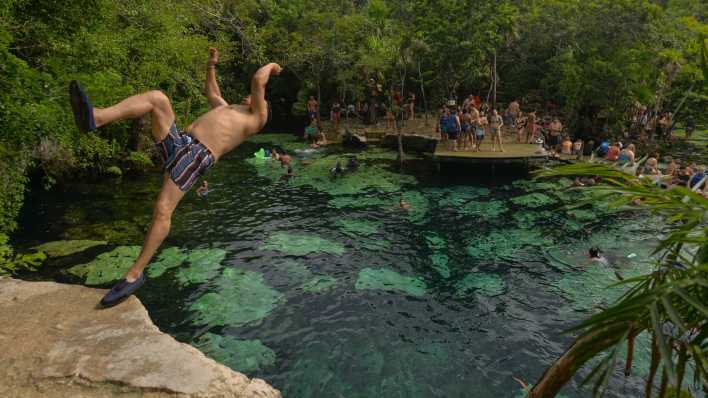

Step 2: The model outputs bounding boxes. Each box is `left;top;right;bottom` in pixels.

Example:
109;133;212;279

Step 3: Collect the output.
0;277;281;398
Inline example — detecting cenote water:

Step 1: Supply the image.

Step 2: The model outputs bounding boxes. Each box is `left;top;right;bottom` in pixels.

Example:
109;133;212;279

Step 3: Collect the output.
16;133;665;398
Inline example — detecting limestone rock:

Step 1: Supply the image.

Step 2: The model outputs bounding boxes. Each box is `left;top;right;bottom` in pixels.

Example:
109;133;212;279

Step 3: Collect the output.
0;278;281;398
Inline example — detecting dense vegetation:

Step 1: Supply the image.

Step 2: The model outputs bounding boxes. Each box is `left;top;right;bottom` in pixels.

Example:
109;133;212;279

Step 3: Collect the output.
0;0;705;236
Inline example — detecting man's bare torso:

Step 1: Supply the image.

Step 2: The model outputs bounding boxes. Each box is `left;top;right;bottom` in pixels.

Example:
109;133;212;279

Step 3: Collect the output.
187;104;263;160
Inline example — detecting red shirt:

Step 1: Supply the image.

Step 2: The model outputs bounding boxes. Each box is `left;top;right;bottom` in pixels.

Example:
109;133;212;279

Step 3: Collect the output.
606;146;620;161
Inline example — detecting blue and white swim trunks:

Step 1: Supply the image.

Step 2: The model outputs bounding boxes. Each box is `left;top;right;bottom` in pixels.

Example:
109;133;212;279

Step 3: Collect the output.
156;123;215;192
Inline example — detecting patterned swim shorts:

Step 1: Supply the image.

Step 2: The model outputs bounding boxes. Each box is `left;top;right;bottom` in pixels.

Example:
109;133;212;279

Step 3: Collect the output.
155;123;215;192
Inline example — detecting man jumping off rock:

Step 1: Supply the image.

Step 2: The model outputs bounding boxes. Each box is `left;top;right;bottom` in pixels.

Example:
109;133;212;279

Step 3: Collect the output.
69;48;282;306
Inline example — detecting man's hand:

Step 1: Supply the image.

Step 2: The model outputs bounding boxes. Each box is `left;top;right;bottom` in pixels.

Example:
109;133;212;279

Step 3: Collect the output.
268;63;283;76
208;48;219;66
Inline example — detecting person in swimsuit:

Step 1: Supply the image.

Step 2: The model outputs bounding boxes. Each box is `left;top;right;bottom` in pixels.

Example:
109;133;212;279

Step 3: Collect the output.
407;93;416;120
460;109;473;151
447;108;462;151
516;112;526;143
618;144;635;165
475;112;487;152
548;118;563;151
489;109;504;152
437;107;449;141
560;136;573;155
69;47;282;306
605;142;621;161
572;138;583;159
307;96;318;120
525;112;537;144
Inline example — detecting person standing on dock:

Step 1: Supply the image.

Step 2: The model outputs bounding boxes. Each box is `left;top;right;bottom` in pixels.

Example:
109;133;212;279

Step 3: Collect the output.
475;112;488;152
525;112;537;144
489;109;504;152
460;109;473;151
68;48;282;306
447;108;462;151
307;96;318;120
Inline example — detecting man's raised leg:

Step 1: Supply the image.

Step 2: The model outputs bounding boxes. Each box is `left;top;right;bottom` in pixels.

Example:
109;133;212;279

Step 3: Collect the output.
70;81;175;142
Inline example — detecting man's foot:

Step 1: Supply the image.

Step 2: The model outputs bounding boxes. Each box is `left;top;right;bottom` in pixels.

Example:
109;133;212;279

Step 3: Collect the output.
100;274;146;307
69;80;97;133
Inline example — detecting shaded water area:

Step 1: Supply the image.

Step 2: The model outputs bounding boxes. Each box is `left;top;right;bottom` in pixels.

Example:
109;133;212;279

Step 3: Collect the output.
16;133;664;398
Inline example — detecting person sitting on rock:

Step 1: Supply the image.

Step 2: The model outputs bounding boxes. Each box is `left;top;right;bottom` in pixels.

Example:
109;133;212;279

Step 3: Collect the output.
69;47;282;306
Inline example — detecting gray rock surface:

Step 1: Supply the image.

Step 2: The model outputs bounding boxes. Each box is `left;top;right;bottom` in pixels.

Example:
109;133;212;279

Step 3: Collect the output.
0;277;282;398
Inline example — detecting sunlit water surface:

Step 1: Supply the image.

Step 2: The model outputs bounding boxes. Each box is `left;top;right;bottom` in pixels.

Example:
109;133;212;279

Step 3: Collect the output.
16;134;664;398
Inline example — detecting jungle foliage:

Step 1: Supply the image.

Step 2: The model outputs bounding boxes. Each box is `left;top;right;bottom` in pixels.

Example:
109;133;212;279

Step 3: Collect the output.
0;0;705;232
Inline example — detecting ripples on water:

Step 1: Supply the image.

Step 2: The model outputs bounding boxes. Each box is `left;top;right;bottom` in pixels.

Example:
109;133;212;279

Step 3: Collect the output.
17;134;663;398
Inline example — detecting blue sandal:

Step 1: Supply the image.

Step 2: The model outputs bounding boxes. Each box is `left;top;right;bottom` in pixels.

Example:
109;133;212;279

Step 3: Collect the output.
69;80;96;133
100;274;145;307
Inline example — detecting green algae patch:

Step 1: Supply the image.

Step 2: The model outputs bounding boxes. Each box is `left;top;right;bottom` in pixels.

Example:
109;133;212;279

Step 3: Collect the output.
466;229;553;261
566;208;599;222
33;240;107;258
68;246;141;285
194;333;276;373
336;218;381;238
189;267;284;328
458;199;507;220
174;248;227;285
510;192;557;208
427;186;491;206
424;231;447;250
402;191;429;224
261;232;345;256
454;273;506;297
146;246;187;278
281;261;312;283
355;267;427;297
301;275;338;293
429;253;451;279
512;211;553;229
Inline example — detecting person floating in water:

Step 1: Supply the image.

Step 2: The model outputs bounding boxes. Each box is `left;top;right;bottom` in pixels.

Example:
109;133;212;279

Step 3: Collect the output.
69;47;282;306
196;180;209;198
398;198;411;210
588;246;607;264
281;166;295;181
346;156;359;172
330;161;345;178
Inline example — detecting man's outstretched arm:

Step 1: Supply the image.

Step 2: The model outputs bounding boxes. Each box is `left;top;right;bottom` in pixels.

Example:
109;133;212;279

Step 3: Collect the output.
250;62;282;126
205;48;228;109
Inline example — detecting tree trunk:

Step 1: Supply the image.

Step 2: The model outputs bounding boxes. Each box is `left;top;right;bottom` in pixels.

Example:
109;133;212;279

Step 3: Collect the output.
418;60;429;126
398;64;406;167
530;322;630;398
492;52;498;109
667;82;695;132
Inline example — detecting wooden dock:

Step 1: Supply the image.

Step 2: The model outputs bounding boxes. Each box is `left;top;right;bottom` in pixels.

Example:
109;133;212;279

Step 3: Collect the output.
433;143;549;165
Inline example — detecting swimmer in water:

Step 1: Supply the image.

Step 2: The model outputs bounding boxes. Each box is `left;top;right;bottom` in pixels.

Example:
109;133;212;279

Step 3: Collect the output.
280;166;295;181
588;246;624;280
398;198;411;210
196;180;209;198
346;156;359;172
277;150;292;167
330;161;344;178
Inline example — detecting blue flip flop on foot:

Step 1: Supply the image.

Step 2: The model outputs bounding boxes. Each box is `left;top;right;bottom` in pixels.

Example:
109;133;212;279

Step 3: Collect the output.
69;80;96;133
100;274;146;307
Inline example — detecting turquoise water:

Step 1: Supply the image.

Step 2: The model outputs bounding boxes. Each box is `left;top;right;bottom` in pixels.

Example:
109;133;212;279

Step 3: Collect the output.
16;133;662;397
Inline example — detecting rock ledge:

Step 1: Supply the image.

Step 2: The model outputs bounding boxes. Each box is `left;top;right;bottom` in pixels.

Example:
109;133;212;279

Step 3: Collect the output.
0;278;281;398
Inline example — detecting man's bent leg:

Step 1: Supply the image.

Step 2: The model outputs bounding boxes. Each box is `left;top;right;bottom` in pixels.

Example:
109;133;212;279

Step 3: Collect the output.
125;175;185;282
93;90;176;142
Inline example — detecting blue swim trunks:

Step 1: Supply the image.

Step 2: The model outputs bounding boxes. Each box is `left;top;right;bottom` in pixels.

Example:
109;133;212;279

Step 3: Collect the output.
156;123;215;192
475;127;485;138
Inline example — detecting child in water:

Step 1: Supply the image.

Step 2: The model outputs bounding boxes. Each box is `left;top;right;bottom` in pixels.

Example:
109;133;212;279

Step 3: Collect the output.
196;180;209;198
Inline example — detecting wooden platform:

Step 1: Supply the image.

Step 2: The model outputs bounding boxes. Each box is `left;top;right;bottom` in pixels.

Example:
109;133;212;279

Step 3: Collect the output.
433;143;549;164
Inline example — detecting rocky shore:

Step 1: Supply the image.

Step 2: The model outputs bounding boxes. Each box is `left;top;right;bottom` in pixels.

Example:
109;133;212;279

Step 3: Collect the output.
0;278;281;398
